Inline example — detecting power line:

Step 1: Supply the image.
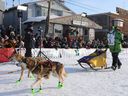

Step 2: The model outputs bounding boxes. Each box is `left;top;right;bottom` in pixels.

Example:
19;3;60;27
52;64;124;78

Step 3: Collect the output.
65;0;106;12
65;1;128;23
65;0;101;13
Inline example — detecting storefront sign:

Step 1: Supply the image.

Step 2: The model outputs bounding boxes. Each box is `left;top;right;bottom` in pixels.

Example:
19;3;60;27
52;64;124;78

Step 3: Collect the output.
72;20;89;26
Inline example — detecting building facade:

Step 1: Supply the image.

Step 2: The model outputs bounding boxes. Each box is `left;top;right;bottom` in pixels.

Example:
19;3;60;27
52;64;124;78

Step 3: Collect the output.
0;0;5;25
88;7;128;41
49;14;102;41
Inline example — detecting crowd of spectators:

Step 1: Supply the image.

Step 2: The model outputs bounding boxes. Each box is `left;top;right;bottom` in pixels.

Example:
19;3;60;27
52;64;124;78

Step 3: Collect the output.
0;25;128;49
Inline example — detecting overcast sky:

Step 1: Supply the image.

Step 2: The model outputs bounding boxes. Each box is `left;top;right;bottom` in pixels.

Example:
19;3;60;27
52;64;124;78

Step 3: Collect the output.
5;0;128;15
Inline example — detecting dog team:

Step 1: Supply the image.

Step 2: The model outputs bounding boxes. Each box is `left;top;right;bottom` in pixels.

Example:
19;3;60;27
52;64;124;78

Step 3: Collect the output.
10;49;67;93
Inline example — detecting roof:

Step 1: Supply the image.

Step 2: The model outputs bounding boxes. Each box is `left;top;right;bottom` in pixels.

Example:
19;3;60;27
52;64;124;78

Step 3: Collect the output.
0;9;4;12
23;14;102;29
4;5;28;13
88;12;119;17
50;14;102;29
23;15;59;23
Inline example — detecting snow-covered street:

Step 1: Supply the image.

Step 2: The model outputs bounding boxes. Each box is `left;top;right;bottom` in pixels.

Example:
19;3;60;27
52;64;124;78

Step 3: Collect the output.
0;49;128;96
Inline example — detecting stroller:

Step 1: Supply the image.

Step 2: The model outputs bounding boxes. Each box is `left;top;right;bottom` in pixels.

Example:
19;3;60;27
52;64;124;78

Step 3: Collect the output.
78;48;107;70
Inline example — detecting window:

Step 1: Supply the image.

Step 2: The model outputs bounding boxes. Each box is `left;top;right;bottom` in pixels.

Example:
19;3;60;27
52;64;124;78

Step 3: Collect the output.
41;9;46;16
55;29;62;33
36;6;42;16
54;24;63;33
51;9;63;16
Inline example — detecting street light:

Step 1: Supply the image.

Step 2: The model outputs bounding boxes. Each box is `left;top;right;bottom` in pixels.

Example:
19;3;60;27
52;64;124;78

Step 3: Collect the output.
17;5;27;51
17;5;27;37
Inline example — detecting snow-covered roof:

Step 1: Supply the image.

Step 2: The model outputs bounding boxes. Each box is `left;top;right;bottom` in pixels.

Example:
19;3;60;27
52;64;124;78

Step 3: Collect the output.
23;15;59;23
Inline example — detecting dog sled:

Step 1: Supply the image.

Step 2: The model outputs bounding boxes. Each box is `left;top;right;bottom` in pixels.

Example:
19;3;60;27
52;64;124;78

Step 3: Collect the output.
78;49;107;70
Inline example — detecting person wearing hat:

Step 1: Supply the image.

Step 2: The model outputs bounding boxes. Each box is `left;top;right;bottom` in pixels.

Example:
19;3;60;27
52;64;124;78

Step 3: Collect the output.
107;26;123;70
24;27;34;57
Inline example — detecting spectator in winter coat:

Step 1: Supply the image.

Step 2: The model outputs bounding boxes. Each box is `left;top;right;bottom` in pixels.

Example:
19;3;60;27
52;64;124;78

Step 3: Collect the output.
24;28;33;57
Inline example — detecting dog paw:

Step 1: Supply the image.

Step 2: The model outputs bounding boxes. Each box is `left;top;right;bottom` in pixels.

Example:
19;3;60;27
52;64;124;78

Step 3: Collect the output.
57;82;64;88
31;89;35;94
16;80;21;85
31;88;42;94
37;89;43;93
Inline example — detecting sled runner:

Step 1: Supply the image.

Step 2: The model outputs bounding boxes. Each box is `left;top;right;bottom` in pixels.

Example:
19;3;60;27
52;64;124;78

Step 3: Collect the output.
78;49;107;70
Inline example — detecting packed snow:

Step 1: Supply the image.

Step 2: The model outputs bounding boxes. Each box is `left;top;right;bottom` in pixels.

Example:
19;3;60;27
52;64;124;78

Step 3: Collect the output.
0;49;128;96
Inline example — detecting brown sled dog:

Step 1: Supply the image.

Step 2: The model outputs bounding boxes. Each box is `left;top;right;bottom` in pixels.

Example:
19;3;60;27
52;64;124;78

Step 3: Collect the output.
29;60;67;90
10;53;46;81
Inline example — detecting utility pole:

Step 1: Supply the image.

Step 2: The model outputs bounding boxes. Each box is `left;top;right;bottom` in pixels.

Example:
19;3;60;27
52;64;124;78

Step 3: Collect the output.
12;0;15;7
45;0;51;36
18;0;21;4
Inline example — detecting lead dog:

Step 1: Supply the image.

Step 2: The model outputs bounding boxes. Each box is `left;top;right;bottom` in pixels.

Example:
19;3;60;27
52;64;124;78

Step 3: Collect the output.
10;53;46;82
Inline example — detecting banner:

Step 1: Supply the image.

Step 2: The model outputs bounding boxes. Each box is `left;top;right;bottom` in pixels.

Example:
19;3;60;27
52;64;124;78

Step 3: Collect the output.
0;48;15;63
0;48;128;64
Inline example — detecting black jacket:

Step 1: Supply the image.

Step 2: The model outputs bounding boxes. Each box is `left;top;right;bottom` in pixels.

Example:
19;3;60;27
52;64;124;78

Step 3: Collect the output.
24;31;33;48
